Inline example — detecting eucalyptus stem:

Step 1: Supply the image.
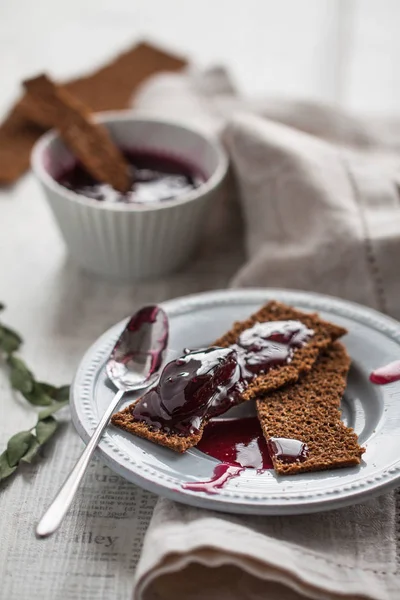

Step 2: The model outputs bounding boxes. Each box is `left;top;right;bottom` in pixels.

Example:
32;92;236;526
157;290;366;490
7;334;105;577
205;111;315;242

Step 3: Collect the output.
0;303;70;484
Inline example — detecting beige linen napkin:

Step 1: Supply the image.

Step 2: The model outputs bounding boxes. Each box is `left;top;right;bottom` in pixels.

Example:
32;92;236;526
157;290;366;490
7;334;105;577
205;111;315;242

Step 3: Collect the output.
134;67;400;319
131;69;400;599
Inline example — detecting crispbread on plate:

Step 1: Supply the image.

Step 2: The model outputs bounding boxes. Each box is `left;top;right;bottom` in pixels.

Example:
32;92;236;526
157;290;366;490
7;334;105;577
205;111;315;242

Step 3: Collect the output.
257;341;364;475
215;300;347;401
111;301;347;452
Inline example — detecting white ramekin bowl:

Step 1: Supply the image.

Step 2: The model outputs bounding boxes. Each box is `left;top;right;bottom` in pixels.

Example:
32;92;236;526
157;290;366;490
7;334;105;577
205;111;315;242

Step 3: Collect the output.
32;112;228;280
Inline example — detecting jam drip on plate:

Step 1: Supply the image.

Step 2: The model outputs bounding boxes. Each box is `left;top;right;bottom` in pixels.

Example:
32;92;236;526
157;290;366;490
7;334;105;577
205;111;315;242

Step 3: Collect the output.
132;320;314;435
196;417;273;470
182;464;244;494
181;417;308;494
370;360;400;385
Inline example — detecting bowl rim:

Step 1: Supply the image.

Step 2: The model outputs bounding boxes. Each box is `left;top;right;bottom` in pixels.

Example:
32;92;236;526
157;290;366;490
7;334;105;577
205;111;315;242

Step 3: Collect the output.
31;110;229;213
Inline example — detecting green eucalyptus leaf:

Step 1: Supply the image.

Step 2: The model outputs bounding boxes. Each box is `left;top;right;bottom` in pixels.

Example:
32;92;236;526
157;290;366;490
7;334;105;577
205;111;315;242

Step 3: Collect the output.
7;354;30;372
0;326;23;354
38;400;68;420
23;381;53;406
0;452;17;481
7;356;34;394
0;306;71;490
36;417;58;444
20;438;41;463
36;382;57;397
54;385;70;402
6;431;35;467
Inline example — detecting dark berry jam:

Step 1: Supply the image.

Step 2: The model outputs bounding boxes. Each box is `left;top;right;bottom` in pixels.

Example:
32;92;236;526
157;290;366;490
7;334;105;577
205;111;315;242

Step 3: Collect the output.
267;437;309;463
233;320;314;379
197;417;273;470
132;320;314;435
132;347;240;434
56;150;205;204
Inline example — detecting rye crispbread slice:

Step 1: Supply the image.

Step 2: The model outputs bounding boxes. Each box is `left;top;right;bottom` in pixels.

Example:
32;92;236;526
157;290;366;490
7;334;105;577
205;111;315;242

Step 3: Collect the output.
111;404;200;453
0;42;186;186
257;341;364;475
214;301;347;401
111;301;347;453
23;74;131;192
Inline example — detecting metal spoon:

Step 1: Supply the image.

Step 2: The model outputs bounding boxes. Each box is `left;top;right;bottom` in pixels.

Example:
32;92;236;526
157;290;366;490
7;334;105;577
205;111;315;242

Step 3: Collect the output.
36;305;169;538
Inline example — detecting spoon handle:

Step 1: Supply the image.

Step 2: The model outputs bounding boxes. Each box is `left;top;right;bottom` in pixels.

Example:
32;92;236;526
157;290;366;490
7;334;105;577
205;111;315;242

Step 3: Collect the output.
36;388;125;538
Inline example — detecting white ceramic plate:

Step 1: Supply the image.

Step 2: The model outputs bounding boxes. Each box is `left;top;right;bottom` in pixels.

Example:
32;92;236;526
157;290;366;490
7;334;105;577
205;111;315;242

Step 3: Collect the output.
70;289;400;515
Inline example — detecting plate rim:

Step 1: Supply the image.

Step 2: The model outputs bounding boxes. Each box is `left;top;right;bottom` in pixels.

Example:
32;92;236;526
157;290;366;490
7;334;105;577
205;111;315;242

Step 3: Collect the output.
70;288;400;515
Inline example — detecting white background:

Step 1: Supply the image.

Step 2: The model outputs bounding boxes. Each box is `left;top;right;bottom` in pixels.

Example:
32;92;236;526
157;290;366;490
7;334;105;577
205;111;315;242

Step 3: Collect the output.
1;0;399;118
